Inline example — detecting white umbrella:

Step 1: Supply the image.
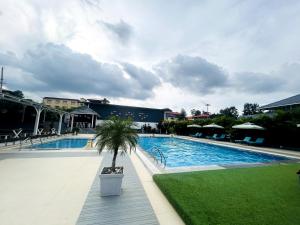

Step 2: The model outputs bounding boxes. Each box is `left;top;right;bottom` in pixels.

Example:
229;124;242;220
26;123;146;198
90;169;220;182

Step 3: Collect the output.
187;124;202;128
130;124;140;129
297;124;300;128
232;122;265;130
203;123;224;129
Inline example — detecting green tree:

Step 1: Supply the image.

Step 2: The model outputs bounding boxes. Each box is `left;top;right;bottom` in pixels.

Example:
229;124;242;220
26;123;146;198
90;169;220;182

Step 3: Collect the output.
11;90;24;99
179;108;187;120
219;106;239;118
191;109;201;116
95;117;138;172
243;103;261;115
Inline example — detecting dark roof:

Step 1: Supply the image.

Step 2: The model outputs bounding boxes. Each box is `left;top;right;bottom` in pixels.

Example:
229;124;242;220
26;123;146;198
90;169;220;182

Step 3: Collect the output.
71;106;100;116
43;97;80;102
89;103;168;122
260;94;300;110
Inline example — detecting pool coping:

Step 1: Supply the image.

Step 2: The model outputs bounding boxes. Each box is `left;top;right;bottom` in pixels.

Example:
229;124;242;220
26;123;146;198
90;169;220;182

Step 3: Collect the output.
137;134;300;174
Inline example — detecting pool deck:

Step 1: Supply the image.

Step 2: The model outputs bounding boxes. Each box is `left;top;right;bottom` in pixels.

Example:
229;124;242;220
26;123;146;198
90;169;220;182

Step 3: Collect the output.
0;135;185;225
0;133;299;225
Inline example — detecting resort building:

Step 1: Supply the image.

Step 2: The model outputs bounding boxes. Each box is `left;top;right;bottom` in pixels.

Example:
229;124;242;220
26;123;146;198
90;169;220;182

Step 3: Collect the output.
43;97;84;109
85;100;171;129
260;94;300;111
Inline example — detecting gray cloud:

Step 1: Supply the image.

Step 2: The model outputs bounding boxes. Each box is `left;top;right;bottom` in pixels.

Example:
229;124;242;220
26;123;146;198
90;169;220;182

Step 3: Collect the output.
98;20;133;44
0;43;159;99
155;55;229;94
233;72;285;93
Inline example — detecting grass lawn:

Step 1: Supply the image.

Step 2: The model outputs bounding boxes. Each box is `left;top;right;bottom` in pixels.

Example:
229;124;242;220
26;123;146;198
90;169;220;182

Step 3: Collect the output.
153;163;300;225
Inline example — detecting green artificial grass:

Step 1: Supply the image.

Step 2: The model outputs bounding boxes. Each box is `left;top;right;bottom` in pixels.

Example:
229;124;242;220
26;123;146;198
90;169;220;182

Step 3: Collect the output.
153;163;300;225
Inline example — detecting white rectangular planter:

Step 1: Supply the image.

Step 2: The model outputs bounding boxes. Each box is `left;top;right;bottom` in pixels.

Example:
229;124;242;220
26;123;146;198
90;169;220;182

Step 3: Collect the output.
99;172;124;196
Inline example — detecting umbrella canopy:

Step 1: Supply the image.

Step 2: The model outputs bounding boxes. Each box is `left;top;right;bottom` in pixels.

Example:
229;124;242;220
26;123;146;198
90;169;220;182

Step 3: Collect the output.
187;124;202;128
203;123;224;129
232;122;265;130
130;124;140;129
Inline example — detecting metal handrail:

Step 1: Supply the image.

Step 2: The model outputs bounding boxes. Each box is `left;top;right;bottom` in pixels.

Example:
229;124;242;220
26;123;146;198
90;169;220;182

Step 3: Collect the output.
149;146;167;168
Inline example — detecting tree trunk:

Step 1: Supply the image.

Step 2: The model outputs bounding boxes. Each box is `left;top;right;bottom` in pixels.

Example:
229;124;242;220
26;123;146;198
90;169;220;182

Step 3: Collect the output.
111;148;118;172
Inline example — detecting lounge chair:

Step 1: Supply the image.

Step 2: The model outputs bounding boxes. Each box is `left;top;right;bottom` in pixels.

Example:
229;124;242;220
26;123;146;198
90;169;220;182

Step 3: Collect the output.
208;133;218;139
191;132;203;138
214;134;226;141
246;137;264;146
235;136;251;144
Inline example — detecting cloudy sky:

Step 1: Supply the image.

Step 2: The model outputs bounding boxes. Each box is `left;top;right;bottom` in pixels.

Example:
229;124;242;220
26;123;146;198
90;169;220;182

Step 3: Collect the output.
0;0;300;114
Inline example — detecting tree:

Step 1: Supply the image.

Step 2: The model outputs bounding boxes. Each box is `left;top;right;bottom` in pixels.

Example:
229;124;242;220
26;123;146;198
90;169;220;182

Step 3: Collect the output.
95;117;138;172
179;108;187;120
11;90;24;99
191;109;201;116
219;106;238;118
243;103;261;115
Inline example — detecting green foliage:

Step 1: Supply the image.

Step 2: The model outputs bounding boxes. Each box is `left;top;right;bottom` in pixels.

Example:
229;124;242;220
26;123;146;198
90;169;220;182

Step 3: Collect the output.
191;109;201;116
219;106;239;118
243;103;261;115
154;163;300;225
163;108;300;147
95;117;138;171
178;108;187;120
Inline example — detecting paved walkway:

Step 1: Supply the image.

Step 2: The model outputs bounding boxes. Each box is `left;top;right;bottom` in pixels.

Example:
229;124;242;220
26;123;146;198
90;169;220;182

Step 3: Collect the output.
0;151;101;225
76;152;159;225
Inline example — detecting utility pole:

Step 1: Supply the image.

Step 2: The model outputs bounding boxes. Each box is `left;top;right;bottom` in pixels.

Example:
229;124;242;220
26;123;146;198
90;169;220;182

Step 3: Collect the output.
0;66;3;93
205;103;210;114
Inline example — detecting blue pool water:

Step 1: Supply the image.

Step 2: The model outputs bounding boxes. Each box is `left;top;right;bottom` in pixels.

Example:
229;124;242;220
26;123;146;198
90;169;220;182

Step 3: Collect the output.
138;137;290;167
31;138;88;149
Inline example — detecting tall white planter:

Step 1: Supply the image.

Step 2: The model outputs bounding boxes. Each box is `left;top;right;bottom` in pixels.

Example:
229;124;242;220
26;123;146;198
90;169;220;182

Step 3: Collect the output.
99;169;124;196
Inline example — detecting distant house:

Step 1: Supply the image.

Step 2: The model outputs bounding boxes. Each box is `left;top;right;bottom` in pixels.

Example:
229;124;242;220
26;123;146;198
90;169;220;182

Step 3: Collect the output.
43;97;84;109
165;111;181;121
260;94;300;111
186;114;210;120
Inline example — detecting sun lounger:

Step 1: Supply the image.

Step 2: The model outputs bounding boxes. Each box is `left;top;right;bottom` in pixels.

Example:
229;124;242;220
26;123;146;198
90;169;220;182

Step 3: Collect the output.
246;137;264;146
235;136;251;143
191;132;203;138
214;134;226;141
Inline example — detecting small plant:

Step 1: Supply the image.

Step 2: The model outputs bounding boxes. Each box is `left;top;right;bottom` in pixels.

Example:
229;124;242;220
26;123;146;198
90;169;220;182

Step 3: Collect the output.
95;117;138;173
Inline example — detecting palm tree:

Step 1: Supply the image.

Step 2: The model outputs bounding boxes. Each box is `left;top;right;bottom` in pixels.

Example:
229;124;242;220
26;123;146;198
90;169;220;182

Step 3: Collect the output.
95;117;138;173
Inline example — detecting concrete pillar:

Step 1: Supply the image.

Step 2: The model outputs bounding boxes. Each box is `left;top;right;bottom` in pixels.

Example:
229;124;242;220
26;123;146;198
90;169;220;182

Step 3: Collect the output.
91;115;94;128
57;114;64;135
33;107;43;136
70;114;74;131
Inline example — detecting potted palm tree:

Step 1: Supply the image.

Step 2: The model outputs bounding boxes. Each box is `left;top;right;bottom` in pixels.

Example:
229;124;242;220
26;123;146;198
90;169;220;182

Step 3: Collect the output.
96;117;138;196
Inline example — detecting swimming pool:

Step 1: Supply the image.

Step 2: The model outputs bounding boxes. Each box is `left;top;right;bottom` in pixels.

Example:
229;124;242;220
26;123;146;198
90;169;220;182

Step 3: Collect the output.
31;138;89;149
138;137;290;167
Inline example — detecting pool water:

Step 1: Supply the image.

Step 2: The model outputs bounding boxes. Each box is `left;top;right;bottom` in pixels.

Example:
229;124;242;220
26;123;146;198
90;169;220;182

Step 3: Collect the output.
138;137;290;167
31;138;89;149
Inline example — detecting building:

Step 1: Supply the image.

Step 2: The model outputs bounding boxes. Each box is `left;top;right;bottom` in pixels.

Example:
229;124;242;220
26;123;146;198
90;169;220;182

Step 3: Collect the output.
186;114;210;120
43;97;84;109
260;94;300;111
87;100;171;128
165;111;181;121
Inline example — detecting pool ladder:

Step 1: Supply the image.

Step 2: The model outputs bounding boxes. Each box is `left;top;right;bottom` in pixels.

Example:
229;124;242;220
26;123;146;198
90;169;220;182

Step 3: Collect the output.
149;146;167;168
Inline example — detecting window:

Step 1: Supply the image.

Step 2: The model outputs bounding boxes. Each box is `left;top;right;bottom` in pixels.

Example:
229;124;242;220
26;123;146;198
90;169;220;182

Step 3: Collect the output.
71;101;76;105
63;100;68;104
55;100;60;103
47;99;52;103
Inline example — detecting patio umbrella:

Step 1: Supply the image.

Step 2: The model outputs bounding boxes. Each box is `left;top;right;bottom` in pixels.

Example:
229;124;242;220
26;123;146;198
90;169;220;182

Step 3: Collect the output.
203;123;224;129
130;124;140;129
232;122;265;130
187;124;202;128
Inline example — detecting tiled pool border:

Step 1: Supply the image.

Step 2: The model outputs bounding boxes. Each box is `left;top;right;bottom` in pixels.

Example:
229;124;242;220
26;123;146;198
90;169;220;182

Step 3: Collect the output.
137;134;300;174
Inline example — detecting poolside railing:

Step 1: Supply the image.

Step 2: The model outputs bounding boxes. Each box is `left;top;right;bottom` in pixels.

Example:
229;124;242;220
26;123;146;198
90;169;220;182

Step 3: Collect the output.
149;146;167;168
